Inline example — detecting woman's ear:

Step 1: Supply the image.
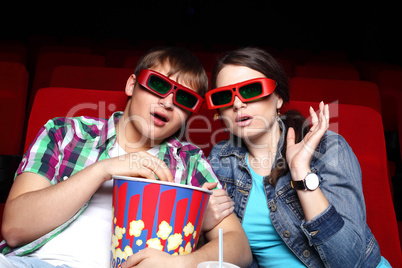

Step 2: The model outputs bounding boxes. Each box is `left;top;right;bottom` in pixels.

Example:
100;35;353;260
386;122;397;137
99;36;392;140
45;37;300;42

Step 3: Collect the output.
276;97;283;110
125;74;136;97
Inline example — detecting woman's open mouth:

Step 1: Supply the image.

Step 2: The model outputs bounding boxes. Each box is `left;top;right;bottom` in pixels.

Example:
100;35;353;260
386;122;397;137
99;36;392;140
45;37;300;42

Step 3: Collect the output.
235;114;253;127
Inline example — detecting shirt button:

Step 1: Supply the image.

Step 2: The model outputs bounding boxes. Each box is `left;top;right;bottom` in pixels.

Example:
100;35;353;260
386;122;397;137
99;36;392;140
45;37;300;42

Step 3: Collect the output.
303;249;311;258
283;230;291;238
270;204;277;212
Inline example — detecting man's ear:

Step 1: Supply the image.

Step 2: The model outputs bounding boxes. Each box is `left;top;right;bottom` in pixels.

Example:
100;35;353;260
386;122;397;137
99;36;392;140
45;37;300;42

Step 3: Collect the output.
125;74;136;97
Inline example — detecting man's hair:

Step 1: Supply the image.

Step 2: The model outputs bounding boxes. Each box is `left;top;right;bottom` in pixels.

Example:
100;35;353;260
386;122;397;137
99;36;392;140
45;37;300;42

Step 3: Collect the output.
134;47;208;97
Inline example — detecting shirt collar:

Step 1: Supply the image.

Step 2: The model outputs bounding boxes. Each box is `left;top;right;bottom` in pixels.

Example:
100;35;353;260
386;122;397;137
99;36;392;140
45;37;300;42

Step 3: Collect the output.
96;112;185;151
96;112;122;149
164;135;185;149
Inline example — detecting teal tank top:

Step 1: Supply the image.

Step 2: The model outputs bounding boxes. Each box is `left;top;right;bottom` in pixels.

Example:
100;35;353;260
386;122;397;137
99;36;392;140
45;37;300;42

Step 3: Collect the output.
243;154;306;267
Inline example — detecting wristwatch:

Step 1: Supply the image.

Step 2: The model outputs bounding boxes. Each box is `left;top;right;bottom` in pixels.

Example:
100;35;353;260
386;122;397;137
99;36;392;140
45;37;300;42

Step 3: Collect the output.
291;169;320;191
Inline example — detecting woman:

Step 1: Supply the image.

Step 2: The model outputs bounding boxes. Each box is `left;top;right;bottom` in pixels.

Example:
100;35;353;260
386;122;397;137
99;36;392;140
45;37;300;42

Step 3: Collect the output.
205;47;390;267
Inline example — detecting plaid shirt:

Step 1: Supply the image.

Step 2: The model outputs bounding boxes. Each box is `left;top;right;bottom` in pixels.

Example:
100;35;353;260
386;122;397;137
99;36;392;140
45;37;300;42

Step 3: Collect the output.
1;112;219;256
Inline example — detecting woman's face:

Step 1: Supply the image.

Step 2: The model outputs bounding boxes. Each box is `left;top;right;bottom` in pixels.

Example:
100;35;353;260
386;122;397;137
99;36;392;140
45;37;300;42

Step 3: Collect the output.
216;65;283;142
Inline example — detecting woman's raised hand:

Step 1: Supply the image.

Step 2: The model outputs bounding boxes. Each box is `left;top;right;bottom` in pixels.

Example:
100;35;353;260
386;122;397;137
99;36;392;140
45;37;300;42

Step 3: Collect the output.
286;101;329;181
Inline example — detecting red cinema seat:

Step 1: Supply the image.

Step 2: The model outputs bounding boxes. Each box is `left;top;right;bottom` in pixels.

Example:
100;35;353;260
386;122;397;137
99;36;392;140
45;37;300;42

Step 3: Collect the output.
294;65;360;80
282;101;402;267
377;70;402;132
0;203;4;241
123;55;143;69
24;87;127;153
305;51;350;66
28;52;106;114
185;103;229;156
38;45;92;55
353;60;402;83
289;77;382;113
0;62;29;155
291;78;396;199
8;87;127;246
50;66;134;91
192;52;220;72
105;49;145;68
0;42;27;65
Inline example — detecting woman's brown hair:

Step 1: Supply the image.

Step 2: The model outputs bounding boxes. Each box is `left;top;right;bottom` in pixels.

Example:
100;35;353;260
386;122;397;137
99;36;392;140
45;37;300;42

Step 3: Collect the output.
211;47;310;185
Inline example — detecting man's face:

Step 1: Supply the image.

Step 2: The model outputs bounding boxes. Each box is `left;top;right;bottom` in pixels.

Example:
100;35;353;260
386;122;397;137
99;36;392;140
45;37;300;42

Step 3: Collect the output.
121;64;196;147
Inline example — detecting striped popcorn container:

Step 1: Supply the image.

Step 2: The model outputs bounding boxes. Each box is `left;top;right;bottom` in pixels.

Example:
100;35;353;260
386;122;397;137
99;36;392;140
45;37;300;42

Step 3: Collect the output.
110;175;212;268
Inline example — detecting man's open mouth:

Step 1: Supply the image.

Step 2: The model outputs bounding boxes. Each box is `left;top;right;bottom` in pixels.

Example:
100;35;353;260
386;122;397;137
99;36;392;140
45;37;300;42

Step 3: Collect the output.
151;112;168;122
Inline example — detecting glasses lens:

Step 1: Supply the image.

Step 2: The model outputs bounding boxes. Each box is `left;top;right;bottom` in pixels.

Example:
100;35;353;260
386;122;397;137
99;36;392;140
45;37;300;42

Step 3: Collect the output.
148;75;171;94
239;82;263;99
176;90;198;108
211;90;233;106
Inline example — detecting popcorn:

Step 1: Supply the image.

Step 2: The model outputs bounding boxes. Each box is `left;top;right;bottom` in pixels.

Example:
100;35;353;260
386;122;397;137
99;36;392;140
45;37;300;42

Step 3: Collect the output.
193;231;197;240
115;226;126;240
177;242;192;255
184;242;192;254
167;233;183;252
111;177;211;266
111;226;125;248
114;246;133;263
111;234;120;250
146;238;163;250
129;220;144;237
183;222;194;237
157;221;172;240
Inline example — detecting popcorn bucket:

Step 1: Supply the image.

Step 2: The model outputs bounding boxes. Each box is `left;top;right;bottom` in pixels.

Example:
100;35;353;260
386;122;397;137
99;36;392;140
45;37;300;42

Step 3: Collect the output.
110;175;212;268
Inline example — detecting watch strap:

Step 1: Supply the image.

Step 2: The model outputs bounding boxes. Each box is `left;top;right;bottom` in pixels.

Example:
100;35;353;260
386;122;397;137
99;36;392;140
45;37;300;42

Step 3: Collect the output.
290;180;306;190
290;169;319;190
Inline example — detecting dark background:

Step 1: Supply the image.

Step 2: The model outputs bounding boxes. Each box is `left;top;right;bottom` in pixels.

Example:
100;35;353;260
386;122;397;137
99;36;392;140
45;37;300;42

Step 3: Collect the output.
1;1;401;64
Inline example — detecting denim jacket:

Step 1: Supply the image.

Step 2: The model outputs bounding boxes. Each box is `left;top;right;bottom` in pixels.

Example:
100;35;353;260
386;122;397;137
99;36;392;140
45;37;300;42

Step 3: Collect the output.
208;119;381;268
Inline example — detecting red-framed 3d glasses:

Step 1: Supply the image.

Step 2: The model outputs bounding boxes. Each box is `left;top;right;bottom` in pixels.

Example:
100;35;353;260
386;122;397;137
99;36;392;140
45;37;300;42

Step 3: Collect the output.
137;69;204;113
205;77;277;109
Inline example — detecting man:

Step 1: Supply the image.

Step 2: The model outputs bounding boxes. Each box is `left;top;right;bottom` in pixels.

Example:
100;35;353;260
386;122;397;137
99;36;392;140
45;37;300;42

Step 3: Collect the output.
1;47;251;267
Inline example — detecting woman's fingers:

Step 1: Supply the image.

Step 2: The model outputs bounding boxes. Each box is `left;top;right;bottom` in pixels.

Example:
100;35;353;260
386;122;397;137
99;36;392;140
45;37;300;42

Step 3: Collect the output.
309;102;329;134
299;102;330;156
317;102;329;132
324;102;330;126
286;127;296;146
310;105;319;128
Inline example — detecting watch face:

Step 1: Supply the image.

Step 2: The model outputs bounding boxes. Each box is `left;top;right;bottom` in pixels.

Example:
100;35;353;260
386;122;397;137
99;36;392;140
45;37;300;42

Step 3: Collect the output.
305;173;319;190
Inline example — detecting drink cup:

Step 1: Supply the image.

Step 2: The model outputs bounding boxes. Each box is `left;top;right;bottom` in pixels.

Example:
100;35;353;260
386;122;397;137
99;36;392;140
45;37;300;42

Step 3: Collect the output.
110;175;212;268
197;261;241;268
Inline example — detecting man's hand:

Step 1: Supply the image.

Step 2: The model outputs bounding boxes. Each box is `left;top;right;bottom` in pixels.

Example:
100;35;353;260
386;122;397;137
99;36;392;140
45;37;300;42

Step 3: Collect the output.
122;248;189;268
102;152;174;182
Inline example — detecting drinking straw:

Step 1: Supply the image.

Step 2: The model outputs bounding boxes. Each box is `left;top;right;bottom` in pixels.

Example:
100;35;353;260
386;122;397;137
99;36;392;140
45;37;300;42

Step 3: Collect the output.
219;228;223;268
